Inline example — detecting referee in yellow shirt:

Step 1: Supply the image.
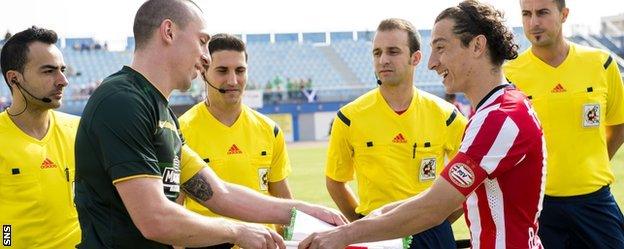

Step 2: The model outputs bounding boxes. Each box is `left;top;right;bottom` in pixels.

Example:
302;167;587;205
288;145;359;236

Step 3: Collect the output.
0;27;80;248
178;33;293;249
504;0;624;248
325;18;467;249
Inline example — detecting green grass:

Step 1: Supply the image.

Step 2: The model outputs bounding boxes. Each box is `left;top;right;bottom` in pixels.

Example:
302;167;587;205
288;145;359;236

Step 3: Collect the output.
287;142;624;240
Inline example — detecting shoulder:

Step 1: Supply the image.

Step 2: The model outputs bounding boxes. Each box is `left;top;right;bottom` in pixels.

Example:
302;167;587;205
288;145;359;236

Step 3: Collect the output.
178;102;204;129
245;106;280;136
477;88;537;130
415;89;456;114
0;112;11;135
339;88;379;118
52;111;80;130
503;48;532;74
415;89;462;126
571;43;613;68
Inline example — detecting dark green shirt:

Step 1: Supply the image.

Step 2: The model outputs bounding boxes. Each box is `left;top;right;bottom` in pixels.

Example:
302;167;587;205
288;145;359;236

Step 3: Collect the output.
75;66;181;249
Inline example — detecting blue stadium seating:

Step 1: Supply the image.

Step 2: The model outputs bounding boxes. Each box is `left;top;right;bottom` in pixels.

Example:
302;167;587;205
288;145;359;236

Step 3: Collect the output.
0;27;617;111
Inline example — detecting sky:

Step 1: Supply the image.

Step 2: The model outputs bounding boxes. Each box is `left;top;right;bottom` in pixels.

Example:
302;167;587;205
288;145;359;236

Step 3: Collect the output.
0;0;623;48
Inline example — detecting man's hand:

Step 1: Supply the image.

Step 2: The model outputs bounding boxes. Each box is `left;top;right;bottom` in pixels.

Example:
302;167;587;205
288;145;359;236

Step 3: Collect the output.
297;228;349;249
299;204;349;226
232;222;286;249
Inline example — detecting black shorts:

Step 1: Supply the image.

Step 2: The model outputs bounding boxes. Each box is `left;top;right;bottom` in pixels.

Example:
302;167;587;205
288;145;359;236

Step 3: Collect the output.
539;186;624;249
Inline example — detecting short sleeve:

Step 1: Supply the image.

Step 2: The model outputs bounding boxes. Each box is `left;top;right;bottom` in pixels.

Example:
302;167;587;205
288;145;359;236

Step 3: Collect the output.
605;55;624;126
89;91;162;183
325;111;355;182
445;109;468;159
442;110;532;196
268;125;291;182
441;152;488;196
180;144;207;184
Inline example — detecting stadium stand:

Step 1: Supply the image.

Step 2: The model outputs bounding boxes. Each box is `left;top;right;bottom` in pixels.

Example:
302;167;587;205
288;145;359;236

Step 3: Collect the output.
0;27;621;115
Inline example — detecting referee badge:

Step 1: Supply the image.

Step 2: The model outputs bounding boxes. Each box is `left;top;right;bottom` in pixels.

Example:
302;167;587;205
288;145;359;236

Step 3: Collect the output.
582;103;600;128
258;168;269;191
419;157;437;181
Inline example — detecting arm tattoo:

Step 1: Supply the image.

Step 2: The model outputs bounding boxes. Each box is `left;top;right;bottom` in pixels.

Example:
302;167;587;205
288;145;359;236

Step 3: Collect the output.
182;172;214;202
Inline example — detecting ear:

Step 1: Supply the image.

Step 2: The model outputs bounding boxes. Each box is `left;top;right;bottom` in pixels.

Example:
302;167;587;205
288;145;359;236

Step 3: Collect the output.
560;7;569;23
159;19;175;45
410;50;422;66
5;70;21;85
471;34;488;58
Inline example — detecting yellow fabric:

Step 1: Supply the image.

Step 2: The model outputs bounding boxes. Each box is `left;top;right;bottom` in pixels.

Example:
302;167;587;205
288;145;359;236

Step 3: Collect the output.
0;111;81;248
179;103;291;224
504;43;624;196
180;144;209;184
326;88;467;215
112;174;162;185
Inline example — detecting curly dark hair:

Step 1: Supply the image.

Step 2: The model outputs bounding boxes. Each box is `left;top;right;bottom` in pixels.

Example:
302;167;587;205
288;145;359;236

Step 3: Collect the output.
435;0;518;66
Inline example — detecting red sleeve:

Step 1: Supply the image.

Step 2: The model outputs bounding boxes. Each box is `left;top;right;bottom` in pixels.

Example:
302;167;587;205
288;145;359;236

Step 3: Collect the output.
441;152;488;196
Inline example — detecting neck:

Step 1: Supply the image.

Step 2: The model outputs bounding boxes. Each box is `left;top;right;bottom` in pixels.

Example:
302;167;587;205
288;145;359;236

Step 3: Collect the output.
379;81;414;112
463;67;505;110
8;103;51;140
531;38;569;67
205;99;242;127
131;49;175;98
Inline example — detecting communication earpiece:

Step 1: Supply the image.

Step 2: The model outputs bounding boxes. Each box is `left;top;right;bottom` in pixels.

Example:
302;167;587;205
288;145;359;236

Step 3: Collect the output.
12;77;52;103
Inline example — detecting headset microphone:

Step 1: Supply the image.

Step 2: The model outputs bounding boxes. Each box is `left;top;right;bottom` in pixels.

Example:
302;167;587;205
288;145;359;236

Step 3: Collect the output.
201;74;227;94
13;80;52;103
207;81;227;94
374;73;382;85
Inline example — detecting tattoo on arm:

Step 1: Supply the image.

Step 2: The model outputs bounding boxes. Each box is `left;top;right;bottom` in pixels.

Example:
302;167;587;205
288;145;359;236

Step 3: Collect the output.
182;172;214;202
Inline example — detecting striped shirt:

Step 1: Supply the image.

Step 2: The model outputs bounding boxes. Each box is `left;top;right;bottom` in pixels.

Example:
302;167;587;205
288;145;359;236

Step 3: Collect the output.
441;84;546;249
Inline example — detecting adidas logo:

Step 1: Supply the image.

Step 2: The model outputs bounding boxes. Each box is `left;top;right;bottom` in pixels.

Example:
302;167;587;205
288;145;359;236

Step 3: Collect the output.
392;133;407;143
40;158;57;169
227;144;243;154
551;83;566;93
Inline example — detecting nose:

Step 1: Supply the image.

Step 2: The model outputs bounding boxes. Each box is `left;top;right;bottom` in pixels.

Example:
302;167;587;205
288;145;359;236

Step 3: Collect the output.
57;71;69;88
530;14;539;27
378;53;390;65
201;54;211;69
225;71;237;86
427;53;438;71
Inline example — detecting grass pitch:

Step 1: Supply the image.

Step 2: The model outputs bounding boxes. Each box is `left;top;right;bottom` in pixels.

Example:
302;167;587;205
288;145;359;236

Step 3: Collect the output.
287;141;624;240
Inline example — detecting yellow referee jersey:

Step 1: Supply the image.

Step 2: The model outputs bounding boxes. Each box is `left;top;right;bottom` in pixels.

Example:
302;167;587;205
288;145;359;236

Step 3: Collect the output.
179;103;291;218
0;111;81;248
504;43;624;196
326;87;467;215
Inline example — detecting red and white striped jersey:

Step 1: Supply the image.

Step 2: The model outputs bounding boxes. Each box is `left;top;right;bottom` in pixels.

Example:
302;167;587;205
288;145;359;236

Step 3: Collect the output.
441;84;546;249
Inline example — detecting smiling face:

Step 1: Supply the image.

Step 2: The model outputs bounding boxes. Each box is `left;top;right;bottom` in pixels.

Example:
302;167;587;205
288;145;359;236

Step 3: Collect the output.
203;50;247;107
428;18;473;94
372;29;420;86
168;5;211;91
520;0;568;48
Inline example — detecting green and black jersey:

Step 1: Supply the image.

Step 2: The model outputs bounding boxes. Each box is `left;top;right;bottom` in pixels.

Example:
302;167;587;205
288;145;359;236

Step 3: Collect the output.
75;66;182;249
